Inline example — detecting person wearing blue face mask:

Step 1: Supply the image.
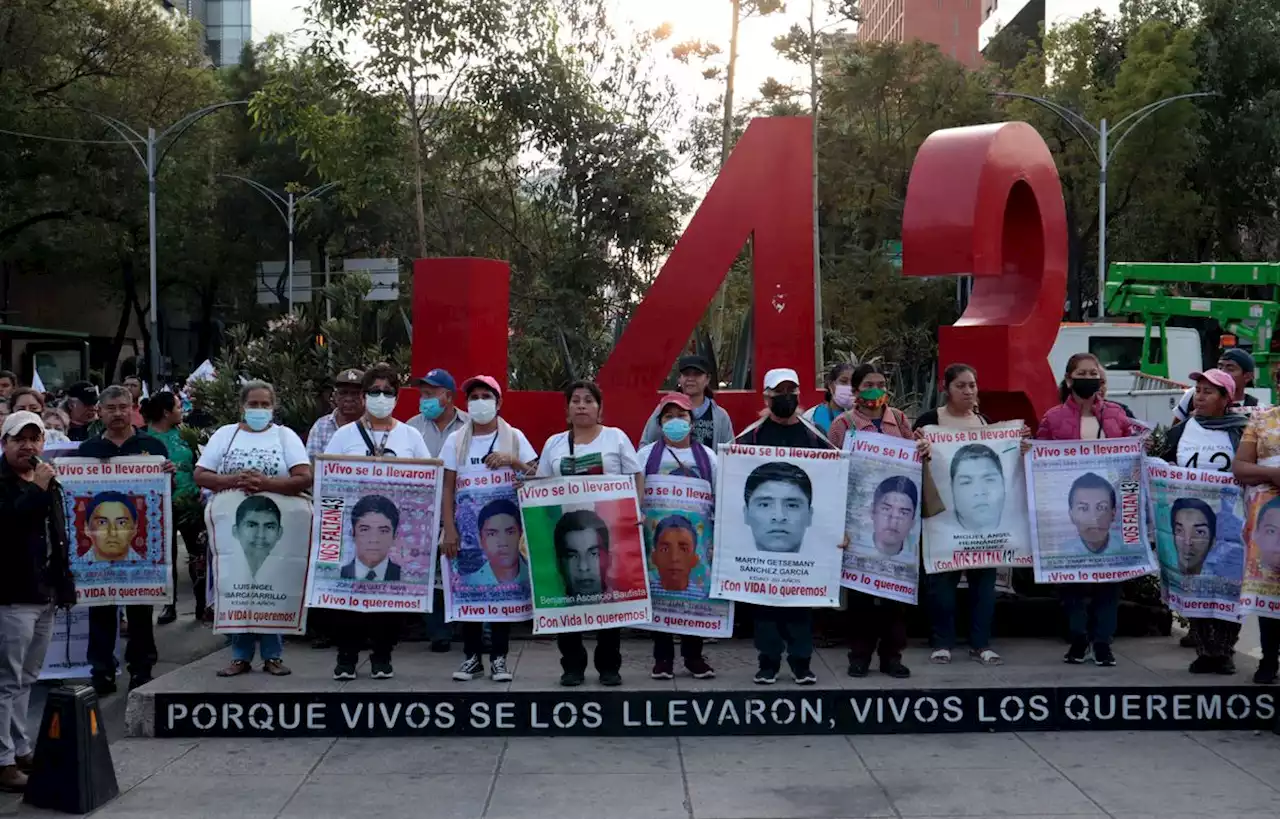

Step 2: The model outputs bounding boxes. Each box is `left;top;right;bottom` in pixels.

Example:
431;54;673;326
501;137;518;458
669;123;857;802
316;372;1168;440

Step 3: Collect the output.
407;368;470;459
194;381;312;679
636;393;718;681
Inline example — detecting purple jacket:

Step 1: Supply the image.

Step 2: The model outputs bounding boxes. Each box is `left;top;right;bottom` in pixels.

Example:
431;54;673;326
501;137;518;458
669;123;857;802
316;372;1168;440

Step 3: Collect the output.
1036;397;1138;441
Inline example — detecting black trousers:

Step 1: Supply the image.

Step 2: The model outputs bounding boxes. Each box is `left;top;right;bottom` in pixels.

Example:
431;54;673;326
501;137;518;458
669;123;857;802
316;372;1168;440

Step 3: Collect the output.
653;634;704;663
847;591;907;664
1260;616;1280;663
88;605;156;679
557;630;621;674
462;622;510;659
334;611;401;665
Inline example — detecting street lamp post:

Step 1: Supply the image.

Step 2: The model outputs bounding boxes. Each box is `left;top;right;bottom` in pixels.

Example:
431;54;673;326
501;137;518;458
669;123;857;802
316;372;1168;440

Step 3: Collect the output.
64;102;249;388
218;175;339;311
992;91;1214;318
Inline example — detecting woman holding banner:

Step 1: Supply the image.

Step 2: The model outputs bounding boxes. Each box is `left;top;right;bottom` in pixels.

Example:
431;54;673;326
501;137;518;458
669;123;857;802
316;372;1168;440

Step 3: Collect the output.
829;363;920;679
537;380;644;687
195;381;312;677
1037;353;1143;668
1232;405;1280;685
637;392;719;680
143;392;204;625
913;364;1003;666
1159;369;1246;674
440;375;537;684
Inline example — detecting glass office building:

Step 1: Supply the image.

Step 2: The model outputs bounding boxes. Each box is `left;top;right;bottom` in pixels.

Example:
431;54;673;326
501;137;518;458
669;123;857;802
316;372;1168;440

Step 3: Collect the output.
179;0;252;67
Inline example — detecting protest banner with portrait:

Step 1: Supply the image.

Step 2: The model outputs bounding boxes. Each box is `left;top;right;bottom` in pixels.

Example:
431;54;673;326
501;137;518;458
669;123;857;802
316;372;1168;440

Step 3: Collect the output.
441;465;533;623
711;444;849;607
636;474;732;638
1241;463;1280;619
519;474;649;634
207;490;313;634
841;432;923;604
919;422;1032;574
38;608;119;681
57;457;172;606
1147;460;1245;624
1027;438;1155;583
306;455;442;614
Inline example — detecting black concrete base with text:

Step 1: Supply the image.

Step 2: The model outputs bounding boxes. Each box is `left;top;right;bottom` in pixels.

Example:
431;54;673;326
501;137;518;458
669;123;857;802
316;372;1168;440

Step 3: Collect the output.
156;686;1277;738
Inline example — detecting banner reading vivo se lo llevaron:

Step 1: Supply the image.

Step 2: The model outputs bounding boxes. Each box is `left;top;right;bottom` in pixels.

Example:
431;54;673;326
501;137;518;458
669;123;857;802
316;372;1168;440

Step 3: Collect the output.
441;465;533;623
711;444;849;607
841;432;923;604
637;474;732;638
920;422;1032;574
1027;438;1155;584
307;455;442;614
58;457;173;606
519;475;650;634
208;490;313;635
1146;459;1245;624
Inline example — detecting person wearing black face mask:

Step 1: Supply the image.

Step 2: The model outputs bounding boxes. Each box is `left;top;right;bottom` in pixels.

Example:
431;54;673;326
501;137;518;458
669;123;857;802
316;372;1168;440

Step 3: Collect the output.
734;368;836;685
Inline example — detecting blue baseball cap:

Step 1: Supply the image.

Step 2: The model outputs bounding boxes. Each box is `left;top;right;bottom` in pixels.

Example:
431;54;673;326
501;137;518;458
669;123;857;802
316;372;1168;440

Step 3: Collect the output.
414;368;456;391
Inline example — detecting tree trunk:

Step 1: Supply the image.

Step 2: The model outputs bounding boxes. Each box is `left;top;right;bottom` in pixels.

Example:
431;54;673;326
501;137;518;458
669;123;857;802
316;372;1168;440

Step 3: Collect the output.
720;0;742;167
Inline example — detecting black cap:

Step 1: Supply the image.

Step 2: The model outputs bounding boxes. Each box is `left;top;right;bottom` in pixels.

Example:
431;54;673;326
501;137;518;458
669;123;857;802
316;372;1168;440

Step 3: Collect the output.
677;355;712;375
67;381;99;404
1220;348;1255;373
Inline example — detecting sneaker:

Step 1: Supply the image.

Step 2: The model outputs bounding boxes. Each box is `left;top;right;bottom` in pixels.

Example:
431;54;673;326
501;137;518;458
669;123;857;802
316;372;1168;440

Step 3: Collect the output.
560;671;585;687
1189;656;1220;674
1093;643;1117;667
1254;660;1278;685
793;666;818;685
0;765;27;793
685;657;716;679
262;659;292;676
333;663;357;681
650;659;674;680
753;667;778;685
599;671;623;687
847;658;870;678
1063;640;1090;664
156;604;177;625
371;661;395;680
490;655;513;682
453;655;484;681
92;676;117;697
880;661;911;679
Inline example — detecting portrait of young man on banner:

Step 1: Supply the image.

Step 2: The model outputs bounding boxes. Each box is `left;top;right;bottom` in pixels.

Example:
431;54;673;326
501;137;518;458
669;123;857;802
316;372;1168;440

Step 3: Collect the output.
842;432;923;605
208;490;312;634
712;444;849;608
443;491;534;623
1242;485;1280;617
520;475;650;634
1027;438;1155;584
920;422;1031;574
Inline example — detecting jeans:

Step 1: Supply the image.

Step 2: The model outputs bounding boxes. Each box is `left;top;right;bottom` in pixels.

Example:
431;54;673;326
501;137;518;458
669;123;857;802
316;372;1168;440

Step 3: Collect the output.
653;634;704;663
752;606;813;672
88;604;156;679
462;622;509;659
1060;582;1121;646
557;630;621;674
230;633;283;662
1260;616;1280;663
930;569;997;651
0;604;55;766
335;611;401;665
847;592;907;664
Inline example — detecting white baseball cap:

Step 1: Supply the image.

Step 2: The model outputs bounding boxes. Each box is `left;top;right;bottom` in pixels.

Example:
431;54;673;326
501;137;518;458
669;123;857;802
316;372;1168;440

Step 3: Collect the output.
763;368;801;390
1;411;45;438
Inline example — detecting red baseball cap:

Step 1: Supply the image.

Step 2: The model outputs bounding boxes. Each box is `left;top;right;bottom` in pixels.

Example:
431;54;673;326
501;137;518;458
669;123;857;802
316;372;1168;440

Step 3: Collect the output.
461;375;502;398
1190;368;1236;396
656;392;693;413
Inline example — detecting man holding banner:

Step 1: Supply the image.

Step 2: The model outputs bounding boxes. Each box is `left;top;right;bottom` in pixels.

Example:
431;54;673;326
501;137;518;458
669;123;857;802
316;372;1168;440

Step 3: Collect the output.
1233;404;1280;684
440;375;537;684
637;393;724;680
75;385;174;695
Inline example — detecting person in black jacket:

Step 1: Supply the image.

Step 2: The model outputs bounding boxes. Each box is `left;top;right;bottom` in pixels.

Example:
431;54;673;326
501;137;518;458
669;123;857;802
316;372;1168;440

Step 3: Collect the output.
0;411;75;793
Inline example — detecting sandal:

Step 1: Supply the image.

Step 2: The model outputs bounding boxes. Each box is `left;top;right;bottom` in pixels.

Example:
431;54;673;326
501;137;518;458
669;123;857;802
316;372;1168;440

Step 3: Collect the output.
216;660;252;677
929;648;952;664
262;659;292;676
971;648;1003;666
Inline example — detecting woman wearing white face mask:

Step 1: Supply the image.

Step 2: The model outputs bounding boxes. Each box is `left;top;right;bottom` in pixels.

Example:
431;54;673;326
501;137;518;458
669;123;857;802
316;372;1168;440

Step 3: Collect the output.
194;381;312;677
323;364;430;460
803;362;856;435
439;376;538;683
